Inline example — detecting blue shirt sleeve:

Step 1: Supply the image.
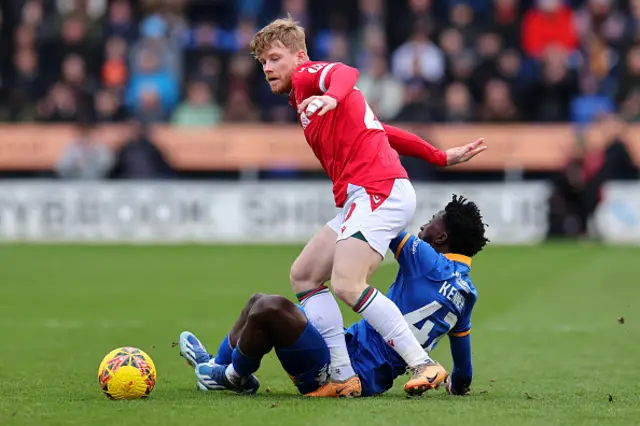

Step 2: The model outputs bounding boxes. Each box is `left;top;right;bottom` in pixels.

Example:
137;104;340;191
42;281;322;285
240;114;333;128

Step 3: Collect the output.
389;232;441;277
448;333;473;394
450;296;475;335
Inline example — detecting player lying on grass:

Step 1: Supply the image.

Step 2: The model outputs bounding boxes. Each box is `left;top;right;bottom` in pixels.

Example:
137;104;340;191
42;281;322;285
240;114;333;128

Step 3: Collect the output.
179;195;489;397
250;16;486;398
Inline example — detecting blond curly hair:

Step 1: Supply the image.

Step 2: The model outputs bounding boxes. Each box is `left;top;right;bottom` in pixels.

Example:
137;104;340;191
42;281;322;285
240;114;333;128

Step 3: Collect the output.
249;15;307;59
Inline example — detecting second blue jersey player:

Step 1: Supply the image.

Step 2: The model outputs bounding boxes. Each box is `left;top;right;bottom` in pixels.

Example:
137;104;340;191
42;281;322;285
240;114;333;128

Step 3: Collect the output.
179;194;489;397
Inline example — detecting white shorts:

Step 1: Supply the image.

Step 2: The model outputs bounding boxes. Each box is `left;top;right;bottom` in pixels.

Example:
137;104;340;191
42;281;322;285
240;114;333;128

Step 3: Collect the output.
327;179;417;257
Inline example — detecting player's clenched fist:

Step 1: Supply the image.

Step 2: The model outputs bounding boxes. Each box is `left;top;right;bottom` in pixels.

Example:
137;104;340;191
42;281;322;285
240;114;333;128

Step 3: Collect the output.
298;95;338;117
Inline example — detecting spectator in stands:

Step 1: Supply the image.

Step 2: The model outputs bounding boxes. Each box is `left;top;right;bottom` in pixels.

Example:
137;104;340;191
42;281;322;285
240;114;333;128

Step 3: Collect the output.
191;55;222;101
224;89;260;123
236;18;257;52
394;81;434;122
36;82;80;122
596;114;638;181
521;0;578;59
617;44;640;106
525;47;579;121
448;2;477;50
571;70;615;127
387;0;434;53
48;13;102;74
171;81;222;127
439;27;465;61
2;0;640;141
548;114;637;238
9;48;42;121
442;81;476;123
221;53;258;117
359;0;383;28
283;0;310;30
94;89;127;122
547;142;599;238
61;54;98;100
495;49;526;100
620;90;640;122
480;79;520;122
574;0;627;48
129;14;182;88
357;26;387;70
55;122;114;180
105;0;137;41
125;47;179;122
110;120;175;179
358;54;404;122
490;0;520;50
580;34;619;98
56;0;106;32
102;36;129;90
391;20;445;83
326;33;354;64
14;24;38;53
471;32;503;97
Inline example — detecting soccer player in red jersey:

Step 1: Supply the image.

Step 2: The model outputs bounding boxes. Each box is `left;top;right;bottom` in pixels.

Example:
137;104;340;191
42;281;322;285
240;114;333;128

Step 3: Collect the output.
249;16;486;397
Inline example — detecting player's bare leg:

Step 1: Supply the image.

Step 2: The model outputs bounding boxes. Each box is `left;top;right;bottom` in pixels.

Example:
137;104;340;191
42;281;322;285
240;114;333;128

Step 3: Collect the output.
228;293;268;347
332;237;447;396
208;294;345;396
290;224;360;392
237;296;307;352
188;293;268;369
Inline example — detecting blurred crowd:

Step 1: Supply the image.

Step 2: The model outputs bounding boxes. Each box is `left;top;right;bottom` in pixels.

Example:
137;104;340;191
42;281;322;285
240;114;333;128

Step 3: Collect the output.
2;0;640;125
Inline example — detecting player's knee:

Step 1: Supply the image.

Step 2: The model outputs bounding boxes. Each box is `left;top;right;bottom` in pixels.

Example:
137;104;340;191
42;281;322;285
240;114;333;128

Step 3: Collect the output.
248;295;292;326
246;293;266;309
331;282;362;307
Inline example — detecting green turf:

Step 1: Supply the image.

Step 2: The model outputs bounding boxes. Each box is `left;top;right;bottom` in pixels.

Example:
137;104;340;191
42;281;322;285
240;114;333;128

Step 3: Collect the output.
0;243;638;426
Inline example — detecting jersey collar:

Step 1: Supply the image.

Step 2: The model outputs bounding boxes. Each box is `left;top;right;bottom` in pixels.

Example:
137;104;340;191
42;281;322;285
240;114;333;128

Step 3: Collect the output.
444;253;472;267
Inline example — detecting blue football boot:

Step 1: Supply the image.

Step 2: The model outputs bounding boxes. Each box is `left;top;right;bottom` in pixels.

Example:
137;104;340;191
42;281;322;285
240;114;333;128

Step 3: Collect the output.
179;331;214;367
179;331;227;391
195;363;260;395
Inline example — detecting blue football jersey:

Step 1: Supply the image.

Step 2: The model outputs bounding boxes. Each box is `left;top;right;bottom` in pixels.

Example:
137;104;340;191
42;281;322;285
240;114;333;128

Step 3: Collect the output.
345;231;478;396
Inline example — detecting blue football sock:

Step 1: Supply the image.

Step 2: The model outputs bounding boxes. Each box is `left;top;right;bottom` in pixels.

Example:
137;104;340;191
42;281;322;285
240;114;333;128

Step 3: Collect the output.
275;321;330;394
231;347;261;377
214;334;233;365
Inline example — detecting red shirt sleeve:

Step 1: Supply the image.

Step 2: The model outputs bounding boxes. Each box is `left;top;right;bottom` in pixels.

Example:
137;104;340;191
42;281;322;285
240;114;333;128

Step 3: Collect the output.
383;124;447;167
317;63;359;102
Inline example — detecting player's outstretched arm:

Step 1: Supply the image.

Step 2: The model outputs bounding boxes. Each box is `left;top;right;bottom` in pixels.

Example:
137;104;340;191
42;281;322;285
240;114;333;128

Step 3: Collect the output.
447;333;473;396
382;123;487;167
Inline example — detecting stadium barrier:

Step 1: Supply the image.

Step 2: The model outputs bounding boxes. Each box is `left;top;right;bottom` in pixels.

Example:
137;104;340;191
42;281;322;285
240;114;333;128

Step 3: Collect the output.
0;181;550;244
594;183;640;244
1;123;638;171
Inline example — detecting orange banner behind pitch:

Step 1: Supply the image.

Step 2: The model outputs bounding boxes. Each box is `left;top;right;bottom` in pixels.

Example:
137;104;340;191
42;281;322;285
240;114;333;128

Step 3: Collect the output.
0;123;635;171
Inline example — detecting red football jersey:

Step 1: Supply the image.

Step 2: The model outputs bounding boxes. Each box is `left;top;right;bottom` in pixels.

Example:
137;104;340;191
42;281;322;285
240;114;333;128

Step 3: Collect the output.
289;61;409;207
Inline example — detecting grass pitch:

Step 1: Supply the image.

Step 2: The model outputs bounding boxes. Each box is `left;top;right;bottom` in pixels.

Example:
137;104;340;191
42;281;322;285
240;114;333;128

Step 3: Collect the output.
0;243;638;426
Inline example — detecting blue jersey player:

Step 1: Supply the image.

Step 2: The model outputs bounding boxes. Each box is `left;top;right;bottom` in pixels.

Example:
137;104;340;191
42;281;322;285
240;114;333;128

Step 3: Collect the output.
179;195;488;397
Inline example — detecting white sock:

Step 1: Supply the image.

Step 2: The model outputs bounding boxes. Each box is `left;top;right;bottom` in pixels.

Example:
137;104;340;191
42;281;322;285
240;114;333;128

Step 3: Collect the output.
225;364;241;385
356;286;431;368
300;286;356;381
